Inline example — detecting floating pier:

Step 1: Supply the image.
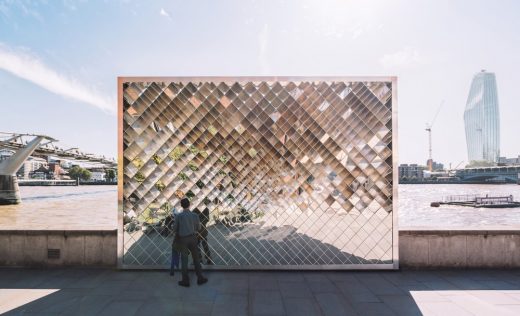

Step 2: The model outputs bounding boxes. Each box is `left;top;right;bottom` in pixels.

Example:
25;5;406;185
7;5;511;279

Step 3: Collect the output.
431;194;520;208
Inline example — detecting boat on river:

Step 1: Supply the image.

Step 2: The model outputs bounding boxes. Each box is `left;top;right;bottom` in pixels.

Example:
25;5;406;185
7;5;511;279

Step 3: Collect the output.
431;194;520;208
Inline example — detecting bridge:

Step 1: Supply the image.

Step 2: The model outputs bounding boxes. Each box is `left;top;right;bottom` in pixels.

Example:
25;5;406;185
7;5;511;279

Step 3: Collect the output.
0;132;116;204
455;166;520;184
0;132;116;166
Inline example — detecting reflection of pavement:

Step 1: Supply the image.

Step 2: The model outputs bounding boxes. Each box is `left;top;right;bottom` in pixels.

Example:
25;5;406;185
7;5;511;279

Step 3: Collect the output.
124;210;392;267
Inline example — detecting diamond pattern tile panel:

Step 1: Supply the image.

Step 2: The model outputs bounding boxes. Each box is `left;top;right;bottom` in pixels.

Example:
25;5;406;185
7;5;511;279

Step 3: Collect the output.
121;79;395;268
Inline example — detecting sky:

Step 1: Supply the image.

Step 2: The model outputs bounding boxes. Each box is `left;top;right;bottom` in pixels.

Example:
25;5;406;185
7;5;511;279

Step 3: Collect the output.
0;0;519;167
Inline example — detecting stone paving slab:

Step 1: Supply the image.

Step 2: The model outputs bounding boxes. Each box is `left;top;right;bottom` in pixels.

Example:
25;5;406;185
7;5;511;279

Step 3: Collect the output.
2;268;520;315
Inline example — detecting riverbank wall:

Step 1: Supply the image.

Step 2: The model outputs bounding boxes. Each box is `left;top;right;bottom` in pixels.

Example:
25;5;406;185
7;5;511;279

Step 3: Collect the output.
400;228;520;269
0;230;116;267
2;229;520;269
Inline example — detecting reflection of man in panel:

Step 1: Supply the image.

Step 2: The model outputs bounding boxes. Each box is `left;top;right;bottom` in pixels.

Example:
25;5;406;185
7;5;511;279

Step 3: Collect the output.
173;198;208;287
194;201;212;265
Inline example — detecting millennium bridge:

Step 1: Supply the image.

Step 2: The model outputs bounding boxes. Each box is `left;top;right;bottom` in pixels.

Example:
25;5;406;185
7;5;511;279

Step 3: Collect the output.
0;132;116;204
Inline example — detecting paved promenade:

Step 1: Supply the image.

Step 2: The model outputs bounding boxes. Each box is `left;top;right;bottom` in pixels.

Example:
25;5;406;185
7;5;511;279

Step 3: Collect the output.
2;268;520;315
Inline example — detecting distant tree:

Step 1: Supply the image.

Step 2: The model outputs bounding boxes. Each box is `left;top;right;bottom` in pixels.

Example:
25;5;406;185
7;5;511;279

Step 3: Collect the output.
105;169;116;182
68;166;91;181
466;160;495;168
82;169;91;181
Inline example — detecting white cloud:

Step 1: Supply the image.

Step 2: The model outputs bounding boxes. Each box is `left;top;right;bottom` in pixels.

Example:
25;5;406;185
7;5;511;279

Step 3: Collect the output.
258;23;270;74
0;44;115;114
160;8;171;19
379;46;425;69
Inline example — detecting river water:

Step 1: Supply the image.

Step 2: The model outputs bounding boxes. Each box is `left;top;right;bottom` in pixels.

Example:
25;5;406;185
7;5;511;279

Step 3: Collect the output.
399;183;520;228
0;186;117;230
0;184;519;230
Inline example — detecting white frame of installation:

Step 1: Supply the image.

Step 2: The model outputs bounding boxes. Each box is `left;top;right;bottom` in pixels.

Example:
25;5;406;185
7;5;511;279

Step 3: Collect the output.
118;76;399;270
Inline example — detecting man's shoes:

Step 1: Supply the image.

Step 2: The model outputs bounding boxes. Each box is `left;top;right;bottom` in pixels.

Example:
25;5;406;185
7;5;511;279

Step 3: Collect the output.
197;277;208;285
178;280;190;287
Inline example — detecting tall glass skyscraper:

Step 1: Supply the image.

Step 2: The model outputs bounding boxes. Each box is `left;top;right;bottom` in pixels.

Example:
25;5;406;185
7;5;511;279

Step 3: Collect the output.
464;70;500;163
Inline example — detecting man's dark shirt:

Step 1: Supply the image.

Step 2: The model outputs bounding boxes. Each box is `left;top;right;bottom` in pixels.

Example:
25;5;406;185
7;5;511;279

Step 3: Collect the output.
174;209;200;237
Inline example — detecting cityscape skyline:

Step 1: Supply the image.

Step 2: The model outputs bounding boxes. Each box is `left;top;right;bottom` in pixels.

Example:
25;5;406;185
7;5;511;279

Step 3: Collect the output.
0;0;519;165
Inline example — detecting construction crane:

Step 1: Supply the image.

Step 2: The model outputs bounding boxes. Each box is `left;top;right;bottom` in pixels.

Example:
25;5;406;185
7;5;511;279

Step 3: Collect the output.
448;160;465;177
425;100;444;171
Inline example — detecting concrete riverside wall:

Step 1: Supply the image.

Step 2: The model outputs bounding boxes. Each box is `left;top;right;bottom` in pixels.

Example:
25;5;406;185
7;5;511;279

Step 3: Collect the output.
0;230;116;267
2;229;520;268
399;229;520;269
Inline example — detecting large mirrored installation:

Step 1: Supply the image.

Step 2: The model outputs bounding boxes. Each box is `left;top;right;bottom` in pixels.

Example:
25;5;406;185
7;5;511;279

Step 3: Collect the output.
119;77;397;269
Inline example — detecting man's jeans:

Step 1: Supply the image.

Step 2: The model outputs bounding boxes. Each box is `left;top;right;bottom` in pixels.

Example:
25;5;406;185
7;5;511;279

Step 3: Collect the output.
179;234;203;281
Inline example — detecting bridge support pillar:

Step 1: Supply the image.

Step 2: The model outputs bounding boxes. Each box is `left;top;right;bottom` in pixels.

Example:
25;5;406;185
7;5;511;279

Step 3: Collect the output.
0;175;21;205
0;135;49;205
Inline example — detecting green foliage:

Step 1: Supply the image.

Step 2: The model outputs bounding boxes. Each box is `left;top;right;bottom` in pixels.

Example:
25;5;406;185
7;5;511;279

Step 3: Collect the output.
105;169;116;181
219;155;229;164
208;125;217;135
138;207;161;225
178;172;188;181
169;146;184;160
199;150;209;158
132;157;144;168
185;190;195;200
152;154;162;164
68;166;91;181
160;202;172;212
196;180;205;188
188;161;198;171
254;210;265;219
466;160;495;168
135;171;145;183
155;180;166;192
189;145;200;155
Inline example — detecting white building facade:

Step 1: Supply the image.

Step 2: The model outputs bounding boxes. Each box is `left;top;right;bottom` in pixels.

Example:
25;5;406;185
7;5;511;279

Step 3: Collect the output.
17;157;48;179
89;169;106;182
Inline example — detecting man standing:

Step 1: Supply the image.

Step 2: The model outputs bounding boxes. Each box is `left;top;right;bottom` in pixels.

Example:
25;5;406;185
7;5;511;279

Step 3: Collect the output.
173;198;208;287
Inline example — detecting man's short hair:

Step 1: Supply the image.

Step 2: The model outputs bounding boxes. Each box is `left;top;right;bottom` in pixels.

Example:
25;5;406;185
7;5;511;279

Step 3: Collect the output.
180;198;190;209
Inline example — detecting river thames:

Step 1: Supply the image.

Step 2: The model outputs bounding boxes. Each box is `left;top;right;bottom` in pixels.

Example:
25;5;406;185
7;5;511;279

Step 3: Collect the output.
399;183;520;228
0;186;117;230
0;184;519;230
